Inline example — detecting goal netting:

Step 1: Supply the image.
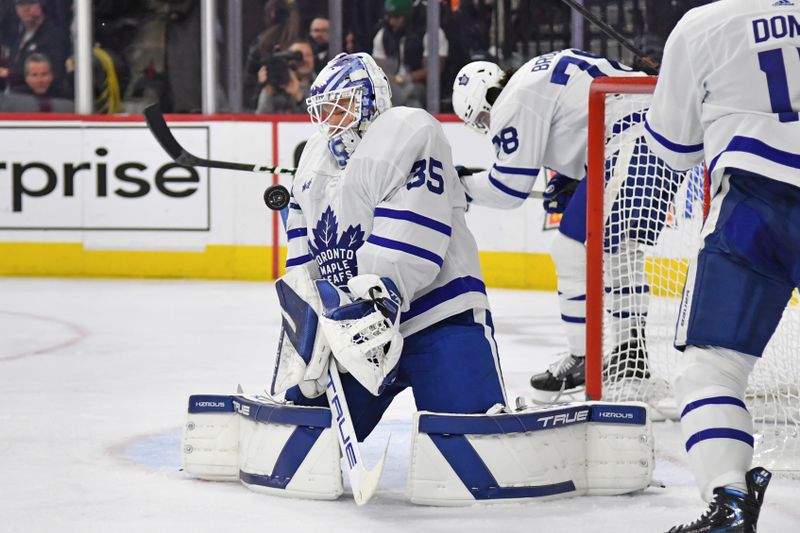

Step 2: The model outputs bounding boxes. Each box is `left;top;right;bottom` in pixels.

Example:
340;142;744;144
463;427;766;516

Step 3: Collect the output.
585;77;800;478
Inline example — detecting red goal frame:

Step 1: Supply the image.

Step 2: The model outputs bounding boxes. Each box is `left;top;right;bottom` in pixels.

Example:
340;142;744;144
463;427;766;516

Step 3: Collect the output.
585;76;711;401
585;78;658;400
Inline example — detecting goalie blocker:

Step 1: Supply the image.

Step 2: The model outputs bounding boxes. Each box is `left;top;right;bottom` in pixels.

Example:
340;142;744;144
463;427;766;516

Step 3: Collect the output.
181;394;653;504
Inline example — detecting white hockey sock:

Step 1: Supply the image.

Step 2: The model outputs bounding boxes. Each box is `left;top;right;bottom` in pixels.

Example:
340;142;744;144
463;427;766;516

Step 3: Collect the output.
604;241;649;347
550;232;587;357
673;346;757;501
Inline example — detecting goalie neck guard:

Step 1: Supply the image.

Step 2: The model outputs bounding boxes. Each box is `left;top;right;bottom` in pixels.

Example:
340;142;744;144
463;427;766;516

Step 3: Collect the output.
306;53;392;168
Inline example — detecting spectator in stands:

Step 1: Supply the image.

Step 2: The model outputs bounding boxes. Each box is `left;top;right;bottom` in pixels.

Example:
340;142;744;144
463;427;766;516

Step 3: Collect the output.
372;0;447;108
255;40;315;114
1;0;70;93
309;16;330;73
1;52;72;112
17;52;57;96
244;0;302;110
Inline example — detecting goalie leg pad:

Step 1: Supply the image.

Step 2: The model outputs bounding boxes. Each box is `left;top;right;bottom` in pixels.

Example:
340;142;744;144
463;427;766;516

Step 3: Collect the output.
182;394;343;500
182;395;241;481
235;396;342;500
407;402;653;506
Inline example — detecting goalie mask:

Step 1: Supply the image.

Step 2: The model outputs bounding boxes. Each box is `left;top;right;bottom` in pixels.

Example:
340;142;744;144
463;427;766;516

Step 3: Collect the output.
307;53;392;168
452;61;503;135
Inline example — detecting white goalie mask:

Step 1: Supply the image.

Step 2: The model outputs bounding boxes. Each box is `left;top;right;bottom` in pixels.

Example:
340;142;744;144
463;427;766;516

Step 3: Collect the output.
452;61;503;135
306;53;392;167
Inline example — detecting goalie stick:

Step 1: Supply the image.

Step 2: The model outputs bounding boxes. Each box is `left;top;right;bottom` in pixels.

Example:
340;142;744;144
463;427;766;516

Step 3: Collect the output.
325;360;388;505
558;0;660;74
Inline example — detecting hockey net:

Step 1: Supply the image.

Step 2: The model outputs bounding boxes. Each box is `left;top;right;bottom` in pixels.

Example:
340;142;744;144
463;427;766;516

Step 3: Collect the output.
585;77;800;478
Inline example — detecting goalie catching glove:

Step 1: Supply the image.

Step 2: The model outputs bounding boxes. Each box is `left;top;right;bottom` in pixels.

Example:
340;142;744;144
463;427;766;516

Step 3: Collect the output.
316;275;404;396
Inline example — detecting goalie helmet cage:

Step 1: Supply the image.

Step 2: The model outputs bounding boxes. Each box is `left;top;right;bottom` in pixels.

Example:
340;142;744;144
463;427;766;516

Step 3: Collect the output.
584;77;800;478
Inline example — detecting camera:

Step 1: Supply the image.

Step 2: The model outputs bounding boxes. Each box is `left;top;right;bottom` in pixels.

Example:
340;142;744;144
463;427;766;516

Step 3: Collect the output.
263;50;303;89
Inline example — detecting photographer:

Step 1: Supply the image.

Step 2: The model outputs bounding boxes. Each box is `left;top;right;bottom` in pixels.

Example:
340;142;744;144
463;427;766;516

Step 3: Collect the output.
243;0;301;109
255;40;315;114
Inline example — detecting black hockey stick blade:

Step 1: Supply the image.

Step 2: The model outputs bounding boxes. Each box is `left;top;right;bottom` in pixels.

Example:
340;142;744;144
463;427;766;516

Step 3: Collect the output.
143;103;296;174
144;103;192;162
144;103;253;171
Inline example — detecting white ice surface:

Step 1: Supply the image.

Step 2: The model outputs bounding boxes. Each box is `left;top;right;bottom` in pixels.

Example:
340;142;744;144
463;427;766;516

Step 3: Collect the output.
1;278;798;533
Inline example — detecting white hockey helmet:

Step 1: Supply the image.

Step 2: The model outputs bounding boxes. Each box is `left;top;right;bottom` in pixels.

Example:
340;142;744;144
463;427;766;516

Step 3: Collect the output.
452;61;503;135
306;53;392;166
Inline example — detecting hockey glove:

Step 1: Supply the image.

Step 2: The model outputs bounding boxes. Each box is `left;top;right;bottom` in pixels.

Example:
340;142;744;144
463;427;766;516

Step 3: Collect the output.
315;275;404;396
542;173;580;214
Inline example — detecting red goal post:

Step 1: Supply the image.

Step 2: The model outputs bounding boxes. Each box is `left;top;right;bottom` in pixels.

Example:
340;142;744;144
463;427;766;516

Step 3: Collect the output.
585;77;660;401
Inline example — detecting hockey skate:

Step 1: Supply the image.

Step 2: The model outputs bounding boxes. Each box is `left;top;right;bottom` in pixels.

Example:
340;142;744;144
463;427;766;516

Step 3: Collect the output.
600;327;680;420
602;326;651;381
666;467;772;533
529;353;585;404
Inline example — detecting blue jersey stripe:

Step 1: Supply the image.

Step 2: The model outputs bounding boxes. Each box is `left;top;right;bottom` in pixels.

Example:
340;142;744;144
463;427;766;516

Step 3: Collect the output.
366;235;444;267
561;314;586;324
374;207;452;236
681;396;748;418
557;291;586;302
685;427;754;452
492;164;539;176
286;227;308;240
489;174;530;199
286;254;312;267
644;118;704;153
401;276;486;322
289;202;301;210
708;135;800;175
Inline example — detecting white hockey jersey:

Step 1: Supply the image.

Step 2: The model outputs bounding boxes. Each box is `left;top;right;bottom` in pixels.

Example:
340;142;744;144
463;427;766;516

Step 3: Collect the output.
285;107;489;336
463;49;647;208
645;0;800;189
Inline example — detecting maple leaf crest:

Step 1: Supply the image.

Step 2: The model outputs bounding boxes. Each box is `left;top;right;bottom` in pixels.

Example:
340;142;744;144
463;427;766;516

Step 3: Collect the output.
339;224;365;250
308;205;365;261
311;206;339;251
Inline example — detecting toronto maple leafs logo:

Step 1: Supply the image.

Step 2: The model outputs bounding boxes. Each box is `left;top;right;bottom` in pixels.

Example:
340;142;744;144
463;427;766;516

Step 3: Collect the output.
457;73;469;86
307;206;365;286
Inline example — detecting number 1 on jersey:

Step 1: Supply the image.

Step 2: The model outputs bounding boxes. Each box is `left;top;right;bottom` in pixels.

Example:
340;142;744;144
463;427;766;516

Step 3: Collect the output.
758;47;800;123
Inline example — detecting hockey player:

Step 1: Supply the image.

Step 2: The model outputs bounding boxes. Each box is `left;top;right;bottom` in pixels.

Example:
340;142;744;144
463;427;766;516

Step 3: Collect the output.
277;52;506;442
452;51;674;404
180;53;656;506
644;0;800;530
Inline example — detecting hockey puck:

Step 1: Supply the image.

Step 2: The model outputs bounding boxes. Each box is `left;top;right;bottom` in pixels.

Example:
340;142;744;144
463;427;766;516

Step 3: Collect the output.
263;184;290;210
